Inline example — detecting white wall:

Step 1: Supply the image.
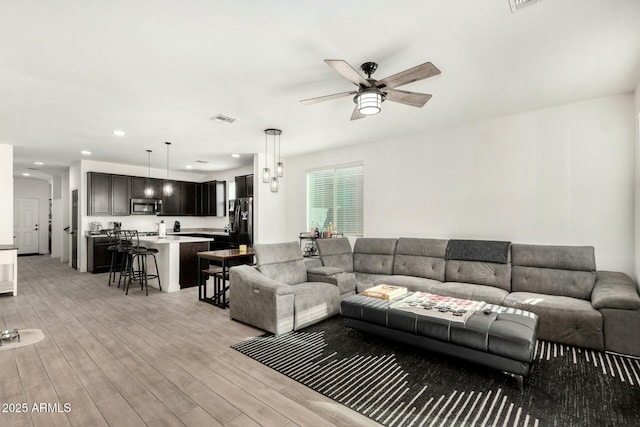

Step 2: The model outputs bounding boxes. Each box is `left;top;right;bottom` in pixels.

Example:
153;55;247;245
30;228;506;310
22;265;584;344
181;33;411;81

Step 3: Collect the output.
0;144;13;245
14;177;50;254
285;94;636;276
254;152;287;244
634;80;640;285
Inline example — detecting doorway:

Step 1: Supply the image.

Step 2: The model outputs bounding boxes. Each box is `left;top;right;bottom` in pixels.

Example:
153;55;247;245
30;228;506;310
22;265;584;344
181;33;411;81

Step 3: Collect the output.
14;198;40;255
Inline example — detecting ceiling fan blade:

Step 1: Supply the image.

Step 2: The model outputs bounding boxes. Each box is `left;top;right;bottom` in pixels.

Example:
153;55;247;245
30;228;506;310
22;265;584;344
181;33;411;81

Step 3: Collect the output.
384;88;433;108
376;62;441;89
350;106;366;121
300;90;357;105
325;60;372;87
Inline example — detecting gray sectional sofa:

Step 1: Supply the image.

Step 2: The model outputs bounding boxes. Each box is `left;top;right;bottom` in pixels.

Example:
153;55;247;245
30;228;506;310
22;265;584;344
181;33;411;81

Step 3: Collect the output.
312;237;640;357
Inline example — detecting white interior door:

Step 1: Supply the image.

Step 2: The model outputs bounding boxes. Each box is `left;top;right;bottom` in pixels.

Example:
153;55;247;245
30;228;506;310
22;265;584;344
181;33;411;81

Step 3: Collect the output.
14;198;40;255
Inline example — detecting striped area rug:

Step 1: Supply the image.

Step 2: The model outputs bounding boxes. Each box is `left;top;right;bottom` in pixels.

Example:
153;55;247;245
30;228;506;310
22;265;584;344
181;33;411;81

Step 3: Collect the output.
232;317;640;427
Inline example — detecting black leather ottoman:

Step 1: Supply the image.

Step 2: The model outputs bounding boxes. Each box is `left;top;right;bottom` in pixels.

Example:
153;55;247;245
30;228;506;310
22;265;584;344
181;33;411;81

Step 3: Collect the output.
341;293;539;386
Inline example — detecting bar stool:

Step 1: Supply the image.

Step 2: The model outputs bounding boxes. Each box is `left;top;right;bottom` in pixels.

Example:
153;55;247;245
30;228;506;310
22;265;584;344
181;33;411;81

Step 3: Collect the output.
124;231;161;295
106;230;120;286
200;266;229;306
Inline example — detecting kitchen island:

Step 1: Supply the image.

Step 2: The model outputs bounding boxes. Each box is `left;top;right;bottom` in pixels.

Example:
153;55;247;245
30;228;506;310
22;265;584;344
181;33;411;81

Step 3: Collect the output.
137;235;214;292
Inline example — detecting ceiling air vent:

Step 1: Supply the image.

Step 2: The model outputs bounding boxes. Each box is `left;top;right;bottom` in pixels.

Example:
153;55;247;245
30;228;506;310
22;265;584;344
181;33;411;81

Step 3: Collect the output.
210;114;238;124
195;160;209;164
508;0;541;13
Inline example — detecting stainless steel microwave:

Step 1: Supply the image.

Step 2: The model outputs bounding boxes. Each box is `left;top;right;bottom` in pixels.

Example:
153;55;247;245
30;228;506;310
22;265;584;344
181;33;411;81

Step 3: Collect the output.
130;199;161;215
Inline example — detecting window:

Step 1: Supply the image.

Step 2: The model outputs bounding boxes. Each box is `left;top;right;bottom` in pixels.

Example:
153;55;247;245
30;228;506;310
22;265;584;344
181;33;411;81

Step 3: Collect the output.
307;164;363;235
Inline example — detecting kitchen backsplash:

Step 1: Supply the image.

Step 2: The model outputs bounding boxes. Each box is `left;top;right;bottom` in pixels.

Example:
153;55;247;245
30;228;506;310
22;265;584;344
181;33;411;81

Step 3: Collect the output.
83;215;228;233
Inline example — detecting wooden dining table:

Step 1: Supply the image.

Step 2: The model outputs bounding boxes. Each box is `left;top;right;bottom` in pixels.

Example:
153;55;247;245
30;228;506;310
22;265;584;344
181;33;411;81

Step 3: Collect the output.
197;247;255;308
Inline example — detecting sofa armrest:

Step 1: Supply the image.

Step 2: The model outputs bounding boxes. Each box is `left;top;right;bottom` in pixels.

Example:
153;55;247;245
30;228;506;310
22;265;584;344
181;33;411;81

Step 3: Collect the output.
306;268;356;296
229;264;296;335
592;271;640;310
307;266;345;276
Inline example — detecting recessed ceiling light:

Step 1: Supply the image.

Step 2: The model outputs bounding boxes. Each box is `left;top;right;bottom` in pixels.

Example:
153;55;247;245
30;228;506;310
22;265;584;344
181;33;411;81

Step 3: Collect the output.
113;130;126;137
231;154;240;158
22;173;30;176
185;165;193;169
34;161;44;165
210;114;238;124
81;150;92;155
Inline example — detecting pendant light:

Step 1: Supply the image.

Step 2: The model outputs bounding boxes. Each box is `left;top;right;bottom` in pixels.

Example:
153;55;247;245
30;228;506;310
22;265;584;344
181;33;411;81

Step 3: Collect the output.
144;149;154;197
163;142;173;196
262;131;270;183
270;136;279;192
264;129;282;193
276;131;284;178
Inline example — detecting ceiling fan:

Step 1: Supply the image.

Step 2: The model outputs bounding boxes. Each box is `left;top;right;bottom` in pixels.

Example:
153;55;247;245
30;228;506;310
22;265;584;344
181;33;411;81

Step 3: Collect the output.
301;59;441;120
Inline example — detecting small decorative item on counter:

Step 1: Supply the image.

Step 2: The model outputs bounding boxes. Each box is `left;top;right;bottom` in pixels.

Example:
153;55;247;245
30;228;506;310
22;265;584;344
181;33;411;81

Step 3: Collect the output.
239;244;247;253
328;222;334;235
313;228;320;239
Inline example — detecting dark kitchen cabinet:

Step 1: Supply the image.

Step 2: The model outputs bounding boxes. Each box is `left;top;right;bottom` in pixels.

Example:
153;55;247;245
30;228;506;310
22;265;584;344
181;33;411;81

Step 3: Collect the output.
181;182;197;215
179;241;209;288
87;236;120;273
204;180;226;216
132;177;163;199
196;183;207;216
87;172;111;216
88;172;131;216
246;174;253;197
111;175;131;215
161;181;181;215
235;174;253;198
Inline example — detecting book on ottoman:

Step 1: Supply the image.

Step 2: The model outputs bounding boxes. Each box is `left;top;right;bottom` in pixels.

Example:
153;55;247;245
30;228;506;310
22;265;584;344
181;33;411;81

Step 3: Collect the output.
363;284;408;300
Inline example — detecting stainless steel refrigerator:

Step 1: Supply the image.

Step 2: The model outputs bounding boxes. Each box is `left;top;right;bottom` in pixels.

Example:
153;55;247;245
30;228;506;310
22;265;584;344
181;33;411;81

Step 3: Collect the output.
229;197;253;246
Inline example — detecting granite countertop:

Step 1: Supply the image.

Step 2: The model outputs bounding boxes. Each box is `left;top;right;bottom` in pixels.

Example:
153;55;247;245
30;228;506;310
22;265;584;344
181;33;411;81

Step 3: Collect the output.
138;236;215;244
168;229;230;236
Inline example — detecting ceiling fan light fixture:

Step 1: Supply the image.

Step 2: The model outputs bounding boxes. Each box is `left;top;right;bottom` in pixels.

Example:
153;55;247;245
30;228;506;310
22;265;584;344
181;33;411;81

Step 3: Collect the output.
356;91;383;115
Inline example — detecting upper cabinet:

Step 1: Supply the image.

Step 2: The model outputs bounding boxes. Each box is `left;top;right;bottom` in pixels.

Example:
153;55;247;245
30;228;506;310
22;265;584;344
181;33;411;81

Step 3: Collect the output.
131;177;163;199
111;175;131;215
87;172;227;217
87;172;131;216
161;180;182;216
234;174;253;198
87;173;111;216
181;182;197;216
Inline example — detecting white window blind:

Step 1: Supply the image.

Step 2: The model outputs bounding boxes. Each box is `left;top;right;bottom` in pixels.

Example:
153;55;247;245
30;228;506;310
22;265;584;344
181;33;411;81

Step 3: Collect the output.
308;164;363;235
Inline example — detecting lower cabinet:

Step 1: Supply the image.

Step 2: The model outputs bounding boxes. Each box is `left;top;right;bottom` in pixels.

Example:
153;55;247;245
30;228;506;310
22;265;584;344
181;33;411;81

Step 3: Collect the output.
87;237;123;274
179;241;209;289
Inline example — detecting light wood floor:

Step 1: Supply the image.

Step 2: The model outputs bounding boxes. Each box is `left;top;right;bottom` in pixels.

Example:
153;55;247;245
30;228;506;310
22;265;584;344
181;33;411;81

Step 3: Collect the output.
0;256;379;427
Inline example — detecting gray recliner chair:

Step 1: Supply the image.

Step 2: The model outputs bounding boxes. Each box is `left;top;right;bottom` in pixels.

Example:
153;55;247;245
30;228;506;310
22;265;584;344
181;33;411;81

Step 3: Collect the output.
229;241;341;335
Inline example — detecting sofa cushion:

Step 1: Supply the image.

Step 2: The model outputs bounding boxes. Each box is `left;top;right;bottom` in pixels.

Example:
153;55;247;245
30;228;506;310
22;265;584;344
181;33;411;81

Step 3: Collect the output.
445;260;511;291
511;266;595;301
431;282;509;305
510;244;596;300
511;244;596;271
353;238;398;275
373;275;441;293
446;239;511;264
255;241;307;285
317;238;354;272
503;292;603;350
290;282;341;329
393;238;448;281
